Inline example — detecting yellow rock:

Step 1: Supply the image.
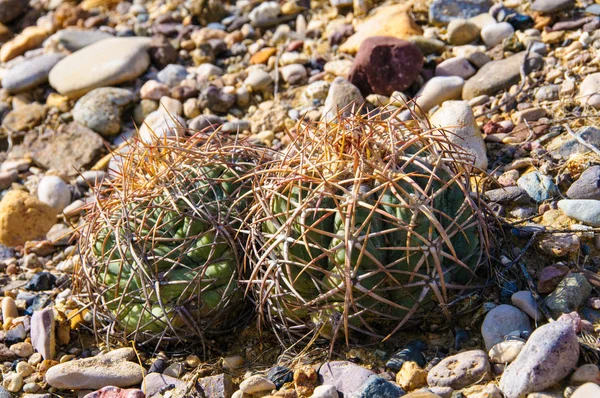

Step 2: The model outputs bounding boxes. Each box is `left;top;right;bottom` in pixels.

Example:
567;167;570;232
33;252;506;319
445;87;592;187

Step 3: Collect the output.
0;26;48;62
339;4;422;54
46;93;71;113
251;47;277;65
0;190;57;247
396;361;428;391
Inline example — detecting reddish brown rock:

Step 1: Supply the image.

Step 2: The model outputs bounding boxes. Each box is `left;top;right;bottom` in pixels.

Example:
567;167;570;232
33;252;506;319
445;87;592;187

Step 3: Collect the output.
537;264;570;294
348;36;423;96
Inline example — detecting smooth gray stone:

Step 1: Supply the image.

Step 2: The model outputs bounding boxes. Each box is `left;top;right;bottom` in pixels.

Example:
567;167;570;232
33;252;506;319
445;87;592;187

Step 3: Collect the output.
54;29;114;52
2;53;64;93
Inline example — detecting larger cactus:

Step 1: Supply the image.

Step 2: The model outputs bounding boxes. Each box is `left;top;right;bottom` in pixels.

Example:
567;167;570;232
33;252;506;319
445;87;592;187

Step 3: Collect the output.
247;112;489;344
77;135;256;347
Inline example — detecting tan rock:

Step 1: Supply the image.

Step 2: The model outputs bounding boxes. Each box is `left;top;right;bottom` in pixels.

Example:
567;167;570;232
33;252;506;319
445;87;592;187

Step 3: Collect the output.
339;4;422;54
0;26;48;62
396;361;428;391
0;190;57;247
46;348;144;389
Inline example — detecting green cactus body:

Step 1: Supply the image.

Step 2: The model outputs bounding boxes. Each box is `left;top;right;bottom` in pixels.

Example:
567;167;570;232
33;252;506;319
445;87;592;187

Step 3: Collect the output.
81;137;254;346
250;117;488;343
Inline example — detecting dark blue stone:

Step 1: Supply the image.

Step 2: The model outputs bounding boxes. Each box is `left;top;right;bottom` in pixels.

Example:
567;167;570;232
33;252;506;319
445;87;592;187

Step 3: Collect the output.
386;340;427;371
505;14;534;30
24;295;52;316
149;358;167;373
267;365;293;389
501;280;518;303
25;272;56;291
454;329;470;350
354;375;404;398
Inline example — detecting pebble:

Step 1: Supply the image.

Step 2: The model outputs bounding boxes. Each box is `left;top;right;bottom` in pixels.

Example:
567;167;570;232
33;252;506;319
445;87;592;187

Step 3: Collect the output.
570;364;600;384
239;375;275;394
249;2;281;25
267;366;293;389
396;361;427;391
481;22;514;47
10;342;33;357
156;64;188;87
1;53;64;94
16;362;35;377
54;29;114;51
411;76;465;114
500;321;579;398
2;296;18;320
280;64;307;84
350;376;403;398
544;273;592;317
572;383;600;398
0;190;57;247
531;0;574;14
310;385;339;398
72;87;134;136
386;341;427;371
143;373;185;396
577;73;600;108
517;171;559;202
535;85;560;102
447;19;480;45
244;69;273;91
462;51;543;99
322;77;365;123
481;304;531;351
0;26;48;63
429;0;493;25
511;291;543;321
348;36;423;95
429;100;488;170
318;361;375;396
2;102;47;132
488;340;525;364
567;166;600;200
46;348;144;390
83;386;145;398
31;307;56;360
435;57;476;79
340;4;422;54
0;0;26;23
3;373;23;393
140;80;170;100
427;350;491;389
36;176;71;212
294;366;317;397
557;199;600;226
49;37;151;98
512;107;546;125
484;186;530;204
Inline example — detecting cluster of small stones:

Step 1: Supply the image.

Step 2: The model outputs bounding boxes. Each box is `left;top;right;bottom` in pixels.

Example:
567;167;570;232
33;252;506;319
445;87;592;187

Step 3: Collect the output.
0;0;599;396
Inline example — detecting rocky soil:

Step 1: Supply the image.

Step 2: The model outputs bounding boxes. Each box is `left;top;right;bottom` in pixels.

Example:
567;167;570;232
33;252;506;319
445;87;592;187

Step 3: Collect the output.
0;0;600;397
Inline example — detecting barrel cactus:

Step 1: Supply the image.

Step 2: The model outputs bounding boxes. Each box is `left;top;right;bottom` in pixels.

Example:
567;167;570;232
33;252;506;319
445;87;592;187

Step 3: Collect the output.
246;112;490;344
77;135;255;347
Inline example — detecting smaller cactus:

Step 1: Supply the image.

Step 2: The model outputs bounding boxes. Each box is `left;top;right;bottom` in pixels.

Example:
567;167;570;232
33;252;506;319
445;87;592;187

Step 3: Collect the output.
77;134;255;347
246;110;491;344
